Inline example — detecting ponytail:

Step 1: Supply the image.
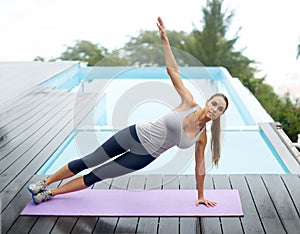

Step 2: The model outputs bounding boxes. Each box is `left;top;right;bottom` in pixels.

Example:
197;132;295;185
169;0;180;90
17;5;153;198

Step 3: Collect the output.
208;93;228;167
211;117;221;166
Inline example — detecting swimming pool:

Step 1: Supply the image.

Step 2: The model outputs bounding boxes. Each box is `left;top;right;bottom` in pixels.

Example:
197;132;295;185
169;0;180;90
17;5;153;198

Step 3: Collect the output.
38;65;290;175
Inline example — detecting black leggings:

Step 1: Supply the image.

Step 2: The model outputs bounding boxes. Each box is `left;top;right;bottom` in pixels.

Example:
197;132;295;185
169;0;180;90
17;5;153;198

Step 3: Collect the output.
68;125;155;187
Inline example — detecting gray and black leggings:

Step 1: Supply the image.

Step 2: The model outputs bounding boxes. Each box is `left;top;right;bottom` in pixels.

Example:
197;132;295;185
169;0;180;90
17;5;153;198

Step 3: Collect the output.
68;125;155;187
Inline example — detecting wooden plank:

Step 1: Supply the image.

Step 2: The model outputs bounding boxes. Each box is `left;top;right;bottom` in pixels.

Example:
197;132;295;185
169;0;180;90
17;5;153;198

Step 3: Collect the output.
246;174;286;234
0;89;61;119
0;90;68;149
200;175;222;234
0;92;61;147
0;94;97;232
179;175;201;234
89;179;117;234
0;93;95;194
0;89;59;146
200;174;222;234
136;174;162;233
0;85;42;112
71;179;113;234
0;86;54;122
31;177;101;234
29;217;59;234
262;174;300;233
0;94;76;189
71;217;97;234
158;174;180;234
51;217;79;234
6;216;38;234
281;174;300;215
0;91;72;158
213;175;243;234
2;175;44;234
0;85;54;116
230;174;265;233
28;179;65;234
115;175;146;233
94;175;130;233
0;94;95;202
0;92;74;164
7;177;76;234
49;177;87;234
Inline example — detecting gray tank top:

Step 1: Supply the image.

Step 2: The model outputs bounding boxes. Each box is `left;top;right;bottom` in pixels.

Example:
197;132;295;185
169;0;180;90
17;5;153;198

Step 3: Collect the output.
136;106;205;158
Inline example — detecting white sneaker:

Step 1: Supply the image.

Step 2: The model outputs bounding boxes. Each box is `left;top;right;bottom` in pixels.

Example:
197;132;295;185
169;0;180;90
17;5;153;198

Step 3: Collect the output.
32;190;52;204
28;180;47;195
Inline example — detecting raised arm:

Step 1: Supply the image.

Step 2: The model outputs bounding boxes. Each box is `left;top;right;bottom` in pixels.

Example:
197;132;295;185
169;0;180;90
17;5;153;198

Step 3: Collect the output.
195;130;217;207
157;17;194;105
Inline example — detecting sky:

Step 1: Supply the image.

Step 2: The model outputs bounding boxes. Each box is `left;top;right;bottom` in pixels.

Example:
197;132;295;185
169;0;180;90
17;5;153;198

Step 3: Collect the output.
1;0;299;99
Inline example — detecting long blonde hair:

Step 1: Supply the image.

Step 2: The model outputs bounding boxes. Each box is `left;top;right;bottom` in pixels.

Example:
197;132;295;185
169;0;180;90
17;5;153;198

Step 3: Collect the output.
209;93;228;166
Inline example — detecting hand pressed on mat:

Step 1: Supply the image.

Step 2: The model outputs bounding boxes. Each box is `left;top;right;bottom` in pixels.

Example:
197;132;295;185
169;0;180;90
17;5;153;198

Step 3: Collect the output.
196;198;217;208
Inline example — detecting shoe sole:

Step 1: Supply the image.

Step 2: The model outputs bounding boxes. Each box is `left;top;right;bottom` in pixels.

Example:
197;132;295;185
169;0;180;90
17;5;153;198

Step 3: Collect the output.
27;186;36;196
32;195;39;205
27;186;40;204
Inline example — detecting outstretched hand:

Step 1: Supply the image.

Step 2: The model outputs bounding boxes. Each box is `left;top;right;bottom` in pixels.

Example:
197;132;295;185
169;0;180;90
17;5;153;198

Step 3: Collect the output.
156;17;167;40
196;198;217;208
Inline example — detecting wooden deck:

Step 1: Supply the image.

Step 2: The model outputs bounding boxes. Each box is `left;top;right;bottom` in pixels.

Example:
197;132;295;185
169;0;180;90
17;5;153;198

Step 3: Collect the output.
1;86;300;234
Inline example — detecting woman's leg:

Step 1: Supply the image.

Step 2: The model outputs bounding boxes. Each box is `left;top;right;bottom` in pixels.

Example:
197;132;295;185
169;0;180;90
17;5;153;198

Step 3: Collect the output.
50;150;155;196
44;126;137;186
50;176;87;196
49;125;154;196
45;164;75;185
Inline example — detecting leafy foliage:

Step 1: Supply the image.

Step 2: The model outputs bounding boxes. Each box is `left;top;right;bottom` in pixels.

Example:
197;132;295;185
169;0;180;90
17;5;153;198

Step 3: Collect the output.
184;0;263;94
278;96;300;142
124;30;188;66
59;40;107;66
33;56;45;62
255;83;300;142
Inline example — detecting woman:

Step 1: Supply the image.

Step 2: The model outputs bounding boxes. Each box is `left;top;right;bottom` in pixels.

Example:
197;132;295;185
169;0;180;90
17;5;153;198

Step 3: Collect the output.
28;17;228;207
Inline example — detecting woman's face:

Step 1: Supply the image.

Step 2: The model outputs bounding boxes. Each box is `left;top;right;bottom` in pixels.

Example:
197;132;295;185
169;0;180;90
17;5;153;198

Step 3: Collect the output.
205;96;227;120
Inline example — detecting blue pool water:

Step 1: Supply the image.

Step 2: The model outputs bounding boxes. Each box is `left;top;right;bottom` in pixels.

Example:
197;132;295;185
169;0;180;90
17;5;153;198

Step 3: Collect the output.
38;66;290;175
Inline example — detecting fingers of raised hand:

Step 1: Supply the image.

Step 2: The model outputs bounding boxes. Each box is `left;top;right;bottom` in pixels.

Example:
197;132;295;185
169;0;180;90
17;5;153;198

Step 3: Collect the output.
157;17;164;26
157;17;166;30
156;22;162;31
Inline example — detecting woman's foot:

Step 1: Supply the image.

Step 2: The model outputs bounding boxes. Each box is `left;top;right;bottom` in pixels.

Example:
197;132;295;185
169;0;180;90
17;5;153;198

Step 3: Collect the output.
27;180;47;195
32;190;52;204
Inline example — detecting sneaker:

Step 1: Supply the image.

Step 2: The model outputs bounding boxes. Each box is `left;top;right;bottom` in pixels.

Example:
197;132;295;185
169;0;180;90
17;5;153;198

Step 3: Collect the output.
27;180;47;195
32;190;52;204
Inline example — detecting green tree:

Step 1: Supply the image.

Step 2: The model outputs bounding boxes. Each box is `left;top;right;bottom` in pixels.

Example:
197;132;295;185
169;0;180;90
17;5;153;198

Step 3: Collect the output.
255;83;282;117
33;56;45;62
278;95;300;142
59;40;107;66
125;30;189;66
95;49;131;66
185;0;262;94
255;83;300;142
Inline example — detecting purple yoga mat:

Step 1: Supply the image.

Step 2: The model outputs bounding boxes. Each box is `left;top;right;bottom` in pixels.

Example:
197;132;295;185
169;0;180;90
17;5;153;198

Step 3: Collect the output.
21;190;243;217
